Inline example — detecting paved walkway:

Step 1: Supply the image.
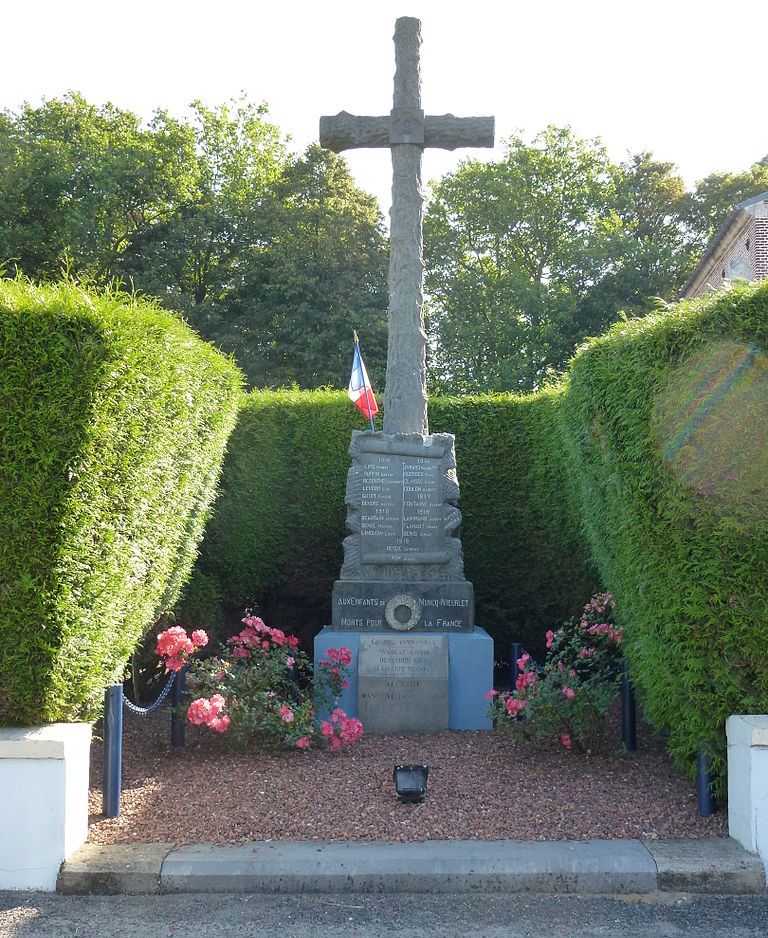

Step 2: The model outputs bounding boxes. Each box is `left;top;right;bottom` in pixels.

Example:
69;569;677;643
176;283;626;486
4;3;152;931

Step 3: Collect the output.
57;837;765;895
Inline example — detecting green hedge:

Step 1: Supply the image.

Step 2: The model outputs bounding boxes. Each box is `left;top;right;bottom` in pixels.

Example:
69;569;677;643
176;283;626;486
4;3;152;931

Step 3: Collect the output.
195;388;596;651
0;279;243;725
431;391;598;648
560;282;768;788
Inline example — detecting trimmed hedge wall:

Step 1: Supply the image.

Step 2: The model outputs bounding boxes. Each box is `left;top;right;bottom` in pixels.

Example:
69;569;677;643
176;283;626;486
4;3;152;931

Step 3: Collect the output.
0;279;243;725
560;283;768;787
195;388;597;651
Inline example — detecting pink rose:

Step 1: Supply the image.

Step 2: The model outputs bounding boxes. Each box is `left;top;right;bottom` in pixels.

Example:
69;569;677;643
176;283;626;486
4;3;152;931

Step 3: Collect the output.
191;630;209;648
545;630;555;649
209;715;230;733
562;686;575;701
278;704;294;723
485;690;498;700
561;733;572;750
320;721;334;737
505;697;525;716
286;656;295;668
187;697;213;725
296;736;311;749
517;653;530;671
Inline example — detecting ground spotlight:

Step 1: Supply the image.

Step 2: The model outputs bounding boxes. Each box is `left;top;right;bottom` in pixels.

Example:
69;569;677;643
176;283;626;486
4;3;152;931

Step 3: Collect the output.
393;764;428;803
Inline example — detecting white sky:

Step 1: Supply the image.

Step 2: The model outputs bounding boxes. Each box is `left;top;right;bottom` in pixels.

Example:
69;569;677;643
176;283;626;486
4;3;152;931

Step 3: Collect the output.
2;0;767;217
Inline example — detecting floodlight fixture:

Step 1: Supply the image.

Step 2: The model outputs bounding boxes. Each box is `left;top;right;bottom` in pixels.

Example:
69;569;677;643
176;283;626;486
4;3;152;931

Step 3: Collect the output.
393;763;428;803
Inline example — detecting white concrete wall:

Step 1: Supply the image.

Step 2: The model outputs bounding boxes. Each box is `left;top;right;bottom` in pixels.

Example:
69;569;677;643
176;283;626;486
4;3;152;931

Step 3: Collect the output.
0;723;91;890
727;715;768;877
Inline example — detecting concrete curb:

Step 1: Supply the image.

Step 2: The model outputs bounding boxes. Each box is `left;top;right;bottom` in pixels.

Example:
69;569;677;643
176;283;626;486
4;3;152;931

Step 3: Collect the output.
57;843;174;895
161;839;655;895
57;837;766;896
645;838;766;895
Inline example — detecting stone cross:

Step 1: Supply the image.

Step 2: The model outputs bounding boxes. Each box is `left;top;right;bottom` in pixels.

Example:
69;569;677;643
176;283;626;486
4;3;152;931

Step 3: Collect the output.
320;17;494;436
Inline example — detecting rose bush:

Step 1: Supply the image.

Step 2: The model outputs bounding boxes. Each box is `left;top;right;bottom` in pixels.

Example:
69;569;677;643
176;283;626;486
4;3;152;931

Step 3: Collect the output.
155;616;361;752
489;593;624;754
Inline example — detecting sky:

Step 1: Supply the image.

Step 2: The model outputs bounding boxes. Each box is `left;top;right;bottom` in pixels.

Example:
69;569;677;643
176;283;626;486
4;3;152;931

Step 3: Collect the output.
2;0;768;217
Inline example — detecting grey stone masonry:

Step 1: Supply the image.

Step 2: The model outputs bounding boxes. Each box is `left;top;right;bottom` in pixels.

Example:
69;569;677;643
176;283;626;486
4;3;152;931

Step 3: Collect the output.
320;16;494;436
357;633;449;733
340;431;463;581
331;431;475;632
332;580;473;633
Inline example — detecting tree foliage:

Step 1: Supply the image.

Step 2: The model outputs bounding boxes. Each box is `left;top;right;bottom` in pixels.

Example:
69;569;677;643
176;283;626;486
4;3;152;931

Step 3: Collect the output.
425;127;617;393
0;95;388;390
3;94;768;396
425;129;768;394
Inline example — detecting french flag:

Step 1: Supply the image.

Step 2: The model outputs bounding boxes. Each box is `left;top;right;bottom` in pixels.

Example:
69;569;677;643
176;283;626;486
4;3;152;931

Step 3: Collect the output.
348;334;379;426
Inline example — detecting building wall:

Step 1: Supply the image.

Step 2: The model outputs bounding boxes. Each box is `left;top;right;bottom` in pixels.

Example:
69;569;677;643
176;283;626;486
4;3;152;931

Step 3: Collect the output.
700;216;756;293
754;216;768;281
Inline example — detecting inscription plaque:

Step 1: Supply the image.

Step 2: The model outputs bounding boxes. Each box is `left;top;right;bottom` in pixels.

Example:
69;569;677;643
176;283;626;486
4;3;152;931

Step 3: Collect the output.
359;452;446;564
332;580;474;631
357;634;448;733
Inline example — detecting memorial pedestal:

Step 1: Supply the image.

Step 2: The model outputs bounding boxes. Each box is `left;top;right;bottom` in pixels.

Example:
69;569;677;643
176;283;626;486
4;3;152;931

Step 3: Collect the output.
314;626;494;732
323;429;489;734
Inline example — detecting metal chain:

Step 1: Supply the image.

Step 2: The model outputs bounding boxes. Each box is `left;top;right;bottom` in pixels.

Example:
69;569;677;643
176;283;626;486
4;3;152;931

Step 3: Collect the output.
123;670;178;715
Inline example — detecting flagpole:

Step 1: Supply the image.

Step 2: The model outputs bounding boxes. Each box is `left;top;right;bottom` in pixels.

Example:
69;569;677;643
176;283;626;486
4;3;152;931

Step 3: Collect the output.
354;330;375;432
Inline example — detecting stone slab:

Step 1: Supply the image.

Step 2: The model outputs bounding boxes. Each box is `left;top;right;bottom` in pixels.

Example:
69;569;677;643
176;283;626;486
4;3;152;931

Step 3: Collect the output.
340;432;465;582
645;837;766;894
359;448;446;564
58;843;174;895
314;626;494;731
357;634;448;733
331;580;474;632
159;839;657;894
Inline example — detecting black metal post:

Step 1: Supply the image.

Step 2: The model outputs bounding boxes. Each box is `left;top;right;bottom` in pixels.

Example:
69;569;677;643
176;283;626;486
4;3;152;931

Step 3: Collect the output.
620;659;637;752
697;747;716;816
102;684;123;818
510;642;524;692
171;666;187;748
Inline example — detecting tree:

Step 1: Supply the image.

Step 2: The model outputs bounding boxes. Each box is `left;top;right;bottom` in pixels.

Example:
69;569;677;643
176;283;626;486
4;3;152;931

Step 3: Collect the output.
120;96;287;318
0;93;196;280
425;126;617;392
577;152;693;332
217;145;389;389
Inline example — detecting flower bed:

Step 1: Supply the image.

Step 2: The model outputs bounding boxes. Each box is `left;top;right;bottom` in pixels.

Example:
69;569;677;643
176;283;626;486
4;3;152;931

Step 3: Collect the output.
87;705;726;846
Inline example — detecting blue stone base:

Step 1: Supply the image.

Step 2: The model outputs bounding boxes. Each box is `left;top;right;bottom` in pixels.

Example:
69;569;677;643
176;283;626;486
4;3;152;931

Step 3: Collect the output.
314;626;494;731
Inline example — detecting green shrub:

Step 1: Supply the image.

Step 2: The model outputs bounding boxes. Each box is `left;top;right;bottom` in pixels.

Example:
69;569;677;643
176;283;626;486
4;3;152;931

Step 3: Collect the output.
196;388;596;650
432;391;598;650
197;390;364;640
0;278;243;725
560;282;768;789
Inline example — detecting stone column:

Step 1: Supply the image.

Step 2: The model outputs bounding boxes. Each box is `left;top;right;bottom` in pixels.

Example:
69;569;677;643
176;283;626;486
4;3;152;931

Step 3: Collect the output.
383;17;428;436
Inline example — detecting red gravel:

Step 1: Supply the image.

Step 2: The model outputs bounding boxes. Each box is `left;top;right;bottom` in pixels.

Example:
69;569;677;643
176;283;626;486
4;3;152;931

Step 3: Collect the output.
87;707;726;846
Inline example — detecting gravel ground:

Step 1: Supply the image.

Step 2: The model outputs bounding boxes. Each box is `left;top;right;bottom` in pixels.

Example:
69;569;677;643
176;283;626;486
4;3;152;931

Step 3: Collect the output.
87;706;726;845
